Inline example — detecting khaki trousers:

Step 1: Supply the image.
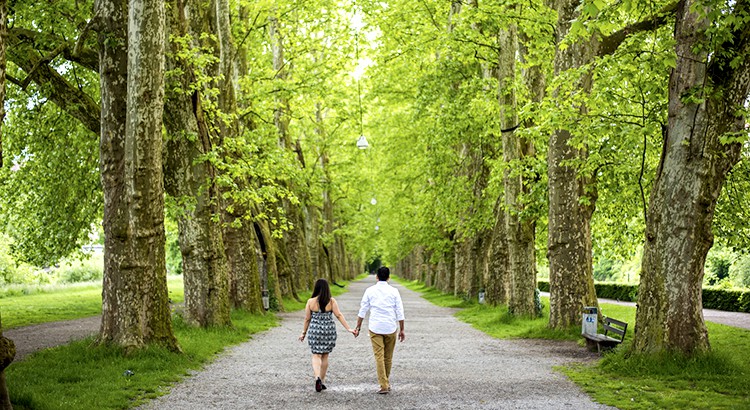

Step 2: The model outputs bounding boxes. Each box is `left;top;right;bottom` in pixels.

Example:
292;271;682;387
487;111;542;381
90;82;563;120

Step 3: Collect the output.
369;330;397;389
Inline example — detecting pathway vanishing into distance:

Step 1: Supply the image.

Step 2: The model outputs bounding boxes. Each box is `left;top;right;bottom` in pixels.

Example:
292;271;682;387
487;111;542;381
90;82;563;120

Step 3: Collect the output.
140;278;615;410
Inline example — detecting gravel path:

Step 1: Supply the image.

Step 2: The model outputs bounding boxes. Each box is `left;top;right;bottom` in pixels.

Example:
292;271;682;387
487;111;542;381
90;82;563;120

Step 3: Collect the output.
4;316;100;361
140;278;614;410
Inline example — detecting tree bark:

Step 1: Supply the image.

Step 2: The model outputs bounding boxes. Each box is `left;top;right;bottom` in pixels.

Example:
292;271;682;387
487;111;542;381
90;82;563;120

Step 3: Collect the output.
634;0;750;354
547;0;599;329
499;24;538;316
97;0;134;348
0;0;5;169
0;314;14;410
97;0;178;350
0;6;14;406
486;198;509;305
162;0;232;327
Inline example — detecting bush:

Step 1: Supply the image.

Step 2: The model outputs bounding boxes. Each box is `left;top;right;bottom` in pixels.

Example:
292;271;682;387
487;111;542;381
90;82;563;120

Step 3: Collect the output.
729;254;750;288
59;265;102;283
56;254;104;284
702;287;750;313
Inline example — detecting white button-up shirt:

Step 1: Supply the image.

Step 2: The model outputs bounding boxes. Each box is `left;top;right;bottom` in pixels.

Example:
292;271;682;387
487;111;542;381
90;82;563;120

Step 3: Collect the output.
358;281;405;334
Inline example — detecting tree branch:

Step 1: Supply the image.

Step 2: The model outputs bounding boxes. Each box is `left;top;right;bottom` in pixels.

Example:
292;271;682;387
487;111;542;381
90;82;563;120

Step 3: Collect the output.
597;1;679;57
9;28;99;72
7;30;100;135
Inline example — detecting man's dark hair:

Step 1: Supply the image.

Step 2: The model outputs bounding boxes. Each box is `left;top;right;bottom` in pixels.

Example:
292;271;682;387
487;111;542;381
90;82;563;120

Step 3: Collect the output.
377;266;390;281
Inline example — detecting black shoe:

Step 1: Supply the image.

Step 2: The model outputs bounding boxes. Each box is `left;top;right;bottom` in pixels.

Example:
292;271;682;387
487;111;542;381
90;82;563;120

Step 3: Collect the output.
315;377;323;392
322;383;327;390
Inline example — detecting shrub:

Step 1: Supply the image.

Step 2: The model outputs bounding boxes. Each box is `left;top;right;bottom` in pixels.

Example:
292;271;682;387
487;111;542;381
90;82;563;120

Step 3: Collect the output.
729;254;750;288
59;265;102;283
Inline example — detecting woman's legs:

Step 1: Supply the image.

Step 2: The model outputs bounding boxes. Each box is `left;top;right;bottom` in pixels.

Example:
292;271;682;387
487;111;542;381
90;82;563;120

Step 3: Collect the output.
320;353;330;383
311;354;322;379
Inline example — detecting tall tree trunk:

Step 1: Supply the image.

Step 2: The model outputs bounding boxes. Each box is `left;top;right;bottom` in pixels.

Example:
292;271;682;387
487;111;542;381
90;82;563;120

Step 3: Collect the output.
98;0;178;350
223;207;263;312
547;0;599;329
634;0;750;355
257;219;284;310
0;6;14;406
213;0;265;313
163;0;231;327
0;314;13;410
0;0;5;169
499;23;538;316
486;198;510;305
123;0;176;346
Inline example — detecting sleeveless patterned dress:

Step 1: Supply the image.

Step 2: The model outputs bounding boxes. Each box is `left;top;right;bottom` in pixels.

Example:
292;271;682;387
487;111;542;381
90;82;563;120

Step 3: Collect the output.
308;306;337;354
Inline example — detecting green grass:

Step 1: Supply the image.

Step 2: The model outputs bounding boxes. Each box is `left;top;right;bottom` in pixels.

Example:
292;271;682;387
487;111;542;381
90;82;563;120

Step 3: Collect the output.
1;277;185;329
398;278;580;339
400;278;750;409
7;309;278;410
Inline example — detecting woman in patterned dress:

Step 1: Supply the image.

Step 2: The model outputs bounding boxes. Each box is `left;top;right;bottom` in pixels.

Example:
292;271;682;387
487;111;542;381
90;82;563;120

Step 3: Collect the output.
299;278;357;392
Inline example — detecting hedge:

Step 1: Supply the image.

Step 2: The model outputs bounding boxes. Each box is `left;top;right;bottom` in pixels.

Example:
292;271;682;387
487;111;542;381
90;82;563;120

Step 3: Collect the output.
537;280;750;313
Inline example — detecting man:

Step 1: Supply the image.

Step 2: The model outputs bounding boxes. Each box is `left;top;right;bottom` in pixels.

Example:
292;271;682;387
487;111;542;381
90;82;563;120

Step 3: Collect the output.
354;266;405;394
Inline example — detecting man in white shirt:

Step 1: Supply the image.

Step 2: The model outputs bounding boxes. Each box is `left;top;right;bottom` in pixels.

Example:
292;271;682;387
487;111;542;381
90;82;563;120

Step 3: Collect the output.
354;266;405;394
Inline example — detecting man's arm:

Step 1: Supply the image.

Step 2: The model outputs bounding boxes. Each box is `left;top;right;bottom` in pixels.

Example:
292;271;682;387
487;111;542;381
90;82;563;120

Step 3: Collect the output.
355;290;370;337
355;316;364;337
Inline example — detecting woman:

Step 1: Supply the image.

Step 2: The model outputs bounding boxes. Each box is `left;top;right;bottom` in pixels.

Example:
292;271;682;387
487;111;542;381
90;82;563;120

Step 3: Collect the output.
299;278;356;392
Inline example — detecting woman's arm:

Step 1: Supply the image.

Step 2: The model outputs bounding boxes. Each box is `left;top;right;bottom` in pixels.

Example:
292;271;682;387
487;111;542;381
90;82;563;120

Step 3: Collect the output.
299;299;312;341
331;298;356;335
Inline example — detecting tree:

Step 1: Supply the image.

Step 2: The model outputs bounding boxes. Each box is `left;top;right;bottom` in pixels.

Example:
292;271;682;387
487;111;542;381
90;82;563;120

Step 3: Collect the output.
0;2;15;407
634;0;750;354
96;0;178;350
163;0;232;327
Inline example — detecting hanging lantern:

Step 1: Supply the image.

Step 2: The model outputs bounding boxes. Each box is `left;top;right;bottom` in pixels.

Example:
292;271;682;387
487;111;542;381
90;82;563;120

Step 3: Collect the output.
357;135;369;149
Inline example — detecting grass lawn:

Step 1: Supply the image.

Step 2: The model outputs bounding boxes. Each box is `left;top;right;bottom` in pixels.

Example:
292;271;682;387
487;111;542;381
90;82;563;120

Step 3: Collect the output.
5;275;363;409
0;277;185;329
398;278;750;410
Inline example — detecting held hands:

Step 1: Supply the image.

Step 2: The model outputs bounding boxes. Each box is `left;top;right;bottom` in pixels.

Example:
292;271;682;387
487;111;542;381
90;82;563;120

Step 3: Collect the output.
350;328;360;338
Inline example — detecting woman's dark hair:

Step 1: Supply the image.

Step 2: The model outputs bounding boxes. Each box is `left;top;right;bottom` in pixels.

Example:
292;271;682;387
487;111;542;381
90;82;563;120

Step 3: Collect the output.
312;278;331;311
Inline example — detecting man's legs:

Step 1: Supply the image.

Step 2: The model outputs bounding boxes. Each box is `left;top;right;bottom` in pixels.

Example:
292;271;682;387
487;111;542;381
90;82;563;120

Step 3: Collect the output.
369;331;389;390
383;331;397;381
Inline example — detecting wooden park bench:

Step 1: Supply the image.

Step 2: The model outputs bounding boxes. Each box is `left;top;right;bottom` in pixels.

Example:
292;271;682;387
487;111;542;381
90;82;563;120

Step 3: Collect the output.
582;317;628;352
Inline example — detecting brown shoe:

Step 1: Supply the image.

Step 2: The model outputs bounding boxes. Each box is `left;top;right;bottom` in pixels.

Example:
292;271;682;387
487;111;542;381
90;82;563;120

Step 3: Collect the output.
376;388;389;394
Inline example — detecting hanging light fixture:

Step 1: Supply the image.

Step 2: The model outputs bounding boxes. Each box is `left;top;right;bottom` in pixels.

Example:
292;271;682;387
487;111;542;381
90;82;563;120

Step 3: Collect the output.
357;135;369;149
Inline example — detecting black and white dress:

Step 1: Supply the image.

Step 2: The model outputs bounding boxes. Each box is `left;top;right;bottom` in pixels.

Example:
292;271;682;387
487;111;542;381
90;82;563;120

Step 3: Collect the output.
308;308;337;354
